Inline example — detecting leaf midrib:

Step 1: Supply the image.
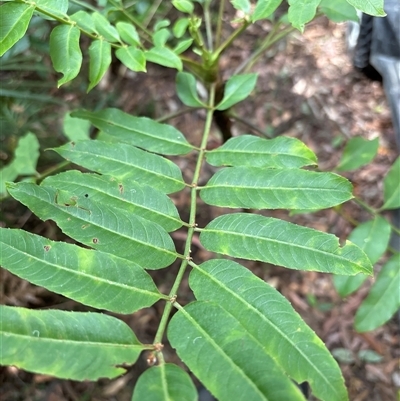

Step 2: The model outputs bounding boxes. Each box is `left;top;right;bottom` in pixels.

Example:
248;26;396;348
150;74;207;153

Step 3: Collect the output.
196;266;342;399
91;114;191;150
177;308;269;400
61;147;184;189
203;227;368;273
46;177;182;228
1;332;143;348
3;243;160;298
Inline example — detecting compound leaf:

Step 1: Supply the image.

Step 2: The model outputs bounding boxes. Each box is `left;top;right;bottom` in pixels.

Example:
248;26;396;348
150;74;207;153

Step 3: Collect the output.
0;3;34;57
200;167;353;210
6;182;177;269
52;140;186;194
71;108;194;155
206;135;317;168
200;213;372;275
88;39;112;92
168;301;307;401
42;171;182;232
216;74;258;110
0;229;164;313
355;254;400;332
132;364;197;401
381;157;400;210
0;305;145;380
333;216;391;297
190;259;348;401
50;25;82;87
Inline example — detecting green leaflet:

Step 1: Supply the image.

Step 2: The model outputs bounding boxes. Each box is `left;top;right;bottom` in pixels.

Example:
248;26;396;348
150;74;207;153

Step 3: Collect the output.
337;137;379;171
70;10;96;33
0;3;35;57
63;112;91;141
0;305;145;380
190;260;348;401
333;216;391;297
92;12;120;42
205;135;317;168
200;213;372;275
172;0;194;14
153;28;170;47
42;171;182;232
216;74;258;110
168;301;307;401
355;254;400;332
176;71;206;108
231;0;252;14
0;229;164;313
252;0;283;21
88;39;112;92
115;46;146;72
7;182;178;269
52;140;186;194
173;18;190;38
345;0;385;16
319;0;358;22
49;25;82;87
116;22;141;46
174;38;193;54
381;157;400;210
200;167;353;210
71;109;194;156
0;132;39;195
34;0;68;19
132;364;197;401
287;0;321;31
145;47;183;70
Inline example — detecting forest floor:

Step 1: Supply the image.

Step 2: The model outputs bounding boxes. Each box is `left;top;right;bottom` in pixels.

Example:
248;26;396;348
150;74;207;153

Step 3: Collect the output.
1;10;399;401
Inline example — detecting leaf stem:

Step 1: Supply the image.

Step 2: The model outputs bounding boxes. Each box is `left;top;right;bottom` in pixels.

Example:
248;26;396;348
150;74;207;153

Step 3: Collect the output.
153;84;216;348
203;0;214;51
353;197;377;216
213;19;250;61
215;0;226;49
234;24;295;75
107;0;154;45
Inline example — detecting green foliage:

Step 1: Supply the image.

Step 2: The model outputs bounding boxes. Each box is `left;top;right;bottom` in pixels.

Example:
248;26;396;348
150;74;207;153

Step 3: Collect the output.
354;254;400;332
333;216;391;297
332;142;398;333
381;156;400;210
0;132;39;196
0;305;146;380
337;136;379;171
0;0;392;400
